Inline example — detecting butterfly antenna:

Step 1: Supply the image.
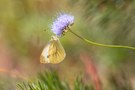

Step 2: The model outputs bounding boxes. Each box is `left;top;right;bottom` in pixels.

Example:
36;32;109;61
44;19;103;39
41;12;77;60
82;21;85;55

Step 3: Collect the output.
43;27;52;36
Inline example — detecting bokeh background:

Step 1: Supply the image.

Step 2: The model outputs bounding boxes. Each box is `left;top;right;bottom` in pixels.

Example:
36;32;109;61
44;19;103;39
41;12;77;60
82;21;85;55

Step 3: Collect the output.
0;0;135;90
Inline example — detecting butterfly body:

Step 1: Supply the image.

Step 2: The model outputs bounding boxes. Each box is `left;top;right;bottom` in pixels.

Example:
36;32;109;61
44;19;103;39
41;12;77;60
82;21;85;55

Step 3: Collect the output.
40;36;66;64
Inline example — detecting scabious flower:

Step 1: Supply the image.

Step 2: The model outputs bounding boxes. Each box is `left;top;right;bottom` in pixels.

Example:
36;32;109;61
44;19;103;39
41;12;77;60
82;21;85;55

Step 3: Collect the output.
51;13;74;36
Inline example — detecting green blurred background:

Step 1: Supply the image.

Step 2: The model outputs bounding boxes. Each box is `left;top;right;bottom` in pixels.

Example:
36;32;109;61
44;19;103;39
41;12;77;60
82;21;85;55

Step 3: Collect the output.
0;0;135;90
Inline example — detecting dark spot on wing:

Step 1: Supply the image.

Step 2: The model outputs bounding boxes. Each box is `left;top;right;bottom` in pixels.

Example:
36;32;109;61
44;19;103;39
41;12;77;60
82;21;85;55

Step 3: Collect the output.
47;55;50;58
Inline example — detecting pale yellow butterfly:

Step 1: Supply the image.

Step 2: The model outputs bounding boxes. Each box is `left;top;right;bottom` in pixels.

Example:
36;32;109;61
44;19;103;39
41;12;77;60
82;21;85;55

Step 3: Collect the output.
40;36;66;64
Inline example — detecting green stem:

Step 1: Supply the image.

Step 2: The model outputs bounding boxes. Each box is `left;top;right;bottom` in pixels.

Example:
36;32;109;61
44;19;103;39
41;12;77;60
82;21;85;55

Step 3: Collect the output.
69;29;135;50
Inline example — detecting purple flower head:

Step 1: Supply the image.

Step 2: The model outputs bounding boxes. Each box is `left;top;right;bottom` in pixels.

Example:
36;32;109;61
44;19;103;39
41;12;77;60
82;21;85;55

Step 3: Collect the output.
51;13;74;36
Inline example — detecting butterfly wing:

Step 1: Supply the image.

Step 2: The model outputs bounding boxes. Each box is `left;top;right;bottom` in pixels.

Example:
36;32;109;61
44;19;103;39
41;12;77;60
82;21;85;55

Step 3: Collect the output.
40;42;51;63
48;39;66;64
40;36;66;64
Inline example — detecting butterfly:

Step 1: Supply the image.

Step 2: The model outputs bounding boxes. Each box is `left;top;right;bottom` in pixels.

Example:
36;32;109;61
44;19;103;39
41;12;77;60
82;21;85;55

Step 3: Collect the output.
40;36;66;64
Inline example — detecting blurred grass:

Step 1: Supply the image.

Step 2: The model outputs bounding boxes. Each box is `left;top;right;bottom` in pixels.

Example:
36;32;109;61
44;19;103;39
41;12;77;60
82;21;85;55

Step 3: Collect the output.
17;71;93;90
